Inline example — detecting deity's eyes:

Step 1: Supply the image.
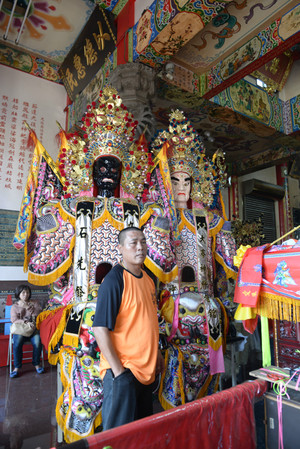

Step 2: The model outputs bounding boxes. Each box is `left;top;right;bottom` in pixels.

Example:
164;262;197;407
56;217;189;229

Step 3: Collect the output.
100;167;107;173
111;168;117;173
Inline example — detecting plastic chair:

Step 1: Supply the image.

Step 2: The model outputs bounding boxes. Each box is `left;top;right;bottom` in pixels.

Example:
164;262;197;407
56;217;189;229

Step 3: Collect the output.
7;330;45;373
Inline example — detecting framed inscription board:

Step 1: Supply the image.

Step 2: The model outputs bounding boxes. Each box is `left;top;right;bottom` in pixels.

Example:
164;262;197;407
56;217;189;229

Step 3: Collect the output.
0;209;24;266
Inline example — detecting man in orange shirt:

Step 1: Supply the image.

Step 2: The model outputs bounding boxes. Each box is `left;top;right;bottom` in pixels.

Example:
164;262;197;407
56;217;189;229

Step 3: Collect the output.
93;227;164;430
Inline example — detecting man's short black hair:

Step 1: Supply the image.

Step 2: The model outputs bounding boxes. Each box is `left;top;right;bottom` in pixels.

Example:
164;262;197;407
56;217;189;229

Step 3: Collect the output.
118;227;144;245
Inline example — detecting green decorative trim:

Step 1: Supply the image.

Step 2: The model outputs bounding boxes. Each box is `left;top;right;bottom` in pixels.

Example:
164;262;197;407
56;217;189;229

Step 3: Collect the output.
128;28;133;63
113;48;118;69
198;74;208;97
112;0;128;16
0;42;61;84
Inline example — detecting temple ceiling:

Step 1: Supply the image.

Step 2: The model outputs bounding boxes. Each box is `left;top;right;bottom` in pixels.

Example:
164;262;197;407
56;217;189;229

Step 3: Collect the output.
0;0;299;175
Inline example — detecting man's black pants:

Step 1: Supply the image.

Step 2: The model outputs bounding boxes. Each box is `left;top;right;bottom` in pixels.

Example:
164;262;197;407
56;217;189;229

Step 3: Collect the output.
102;369;154;431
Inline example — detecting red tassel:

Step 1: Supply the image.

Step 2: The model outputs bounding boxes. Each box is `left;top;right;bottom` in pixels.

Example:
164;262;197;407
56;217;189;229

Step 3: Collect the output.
26;130;37;153
55;130;62;148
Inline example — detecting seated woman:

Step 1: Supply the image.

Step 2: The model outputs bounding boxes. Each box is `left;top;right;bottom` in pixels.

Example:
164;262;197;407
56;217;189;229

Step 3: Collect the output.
10;285;44;378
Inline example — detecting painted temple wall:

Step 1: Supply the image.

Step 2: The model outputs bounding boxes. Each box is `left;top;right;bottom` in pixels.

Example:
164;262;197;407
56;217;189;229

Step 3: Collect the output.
0;66;67;282
289;176;300;210
135;1;153;22
279;60;300;102
0;65;67;211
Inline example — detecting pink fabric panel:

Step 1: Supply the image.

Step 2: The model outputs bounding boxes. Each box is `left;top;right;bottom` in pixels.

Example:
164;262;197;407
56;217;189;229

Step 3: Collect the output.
209;344;225;374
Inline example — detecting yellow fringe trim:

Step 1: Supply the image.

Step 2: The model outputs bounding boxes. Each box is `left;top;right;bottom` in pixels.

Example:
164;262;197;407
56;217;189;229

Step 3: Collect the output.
36;308;64;329
140;206;155;227
144;256;178;284
23;244;32;273
212;234;216;257
93;210;124;230
256;293;300;322
235;293;300;323
58;346;74;388
209;334;223;352
209;216;224;237
38;305;73;365
215;297;229;353
56;349;73;441
48;352;59;365
177;349;185;405
49;305;73;355
56;202;76;228
178;210;196;234
28;237;75;286
23;215;33;272
214;252;238;280
23;240;28;272
196;373;214;399
63;332;80;348
56;347;102;443
213;374;220;393
158;347;220;409
158;350;168;409
158;347;185;410
220;193;228;222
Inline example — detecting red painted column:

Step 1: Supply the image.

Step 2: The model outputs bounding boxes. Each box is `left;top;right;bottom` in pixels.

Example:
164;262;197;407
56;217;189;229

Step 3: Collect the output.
116;0;135;65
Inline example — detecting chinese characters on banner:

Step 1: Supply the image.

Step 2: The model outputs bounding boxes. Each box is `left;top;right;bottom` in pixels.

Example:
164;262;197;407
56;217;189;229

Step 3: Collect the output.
59;6;116;101
0;95;44;196
0;64;67;211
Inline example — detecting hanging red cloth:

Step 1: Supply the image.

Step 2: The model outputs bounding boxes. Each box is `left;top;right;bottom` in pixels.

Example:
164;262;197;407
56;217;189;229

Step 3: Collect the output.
63;379;267;449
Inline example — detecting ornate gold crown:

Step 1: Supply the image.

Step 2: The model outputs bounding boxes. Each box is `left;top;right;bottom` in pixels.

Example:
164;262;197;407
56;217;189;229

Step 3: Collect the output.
151;110;227;208
57;86;154;199
121;134;154;199
56;131;93;197
81;86;137;162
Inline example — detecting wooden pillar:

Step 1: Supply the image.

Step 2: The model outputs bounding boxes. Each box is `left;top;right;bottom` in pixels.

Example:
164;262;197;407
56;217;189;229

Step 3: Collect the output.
276;163;292;235
228;175;239;220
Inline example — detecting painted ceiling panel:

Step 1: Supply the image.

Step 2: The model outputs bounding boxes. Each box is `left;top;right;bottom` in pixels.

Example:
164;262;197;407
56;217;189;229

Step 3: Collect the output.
0;0;299;175
0;0;95;63
173;0;298;73
204;4;300;96
154;79;300;173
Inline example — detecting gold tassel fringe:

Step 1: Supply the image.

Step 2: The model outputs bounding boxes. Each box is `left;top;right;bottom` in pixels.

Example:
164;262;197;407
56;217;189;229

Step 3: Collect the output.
257;293;300;322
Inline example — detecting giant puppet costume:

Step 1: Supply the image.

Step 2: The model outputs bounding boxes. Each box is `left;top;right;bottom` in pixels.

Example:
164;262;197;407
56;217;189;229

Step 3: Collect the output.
142;110;237;409
13;87;155;443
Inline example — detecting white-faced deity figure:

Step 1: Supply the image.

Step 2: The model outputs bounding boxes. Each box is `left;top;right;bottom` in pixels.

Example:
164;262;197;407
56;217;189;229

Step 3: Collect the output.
171;171;191;209
145;110;236;409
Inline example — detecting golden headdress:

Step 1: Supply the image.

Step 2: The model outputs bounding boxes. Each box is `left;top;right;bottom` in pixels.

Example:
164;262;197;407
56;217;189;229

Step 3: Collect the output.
151;110;227;208
57;86;153;199
81;86;137;161
57;131;93;197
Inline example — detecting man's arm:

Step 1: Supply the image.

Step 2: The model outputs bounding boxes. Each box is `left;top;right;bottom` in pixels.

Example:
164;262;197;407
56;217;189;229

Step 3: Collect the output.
93;326;125;378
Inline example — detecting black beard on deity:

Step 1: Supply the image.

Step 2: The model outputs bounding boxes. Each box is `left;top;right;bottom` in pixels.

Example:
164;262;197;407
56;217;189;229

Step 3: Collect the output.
97;187;115;198
92;156;121;198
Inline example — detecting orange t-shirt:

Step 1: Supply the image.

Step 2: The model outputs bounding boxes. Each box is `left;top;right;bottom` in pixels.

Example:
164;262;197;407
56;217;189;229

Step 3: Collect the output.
93;264;159;385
